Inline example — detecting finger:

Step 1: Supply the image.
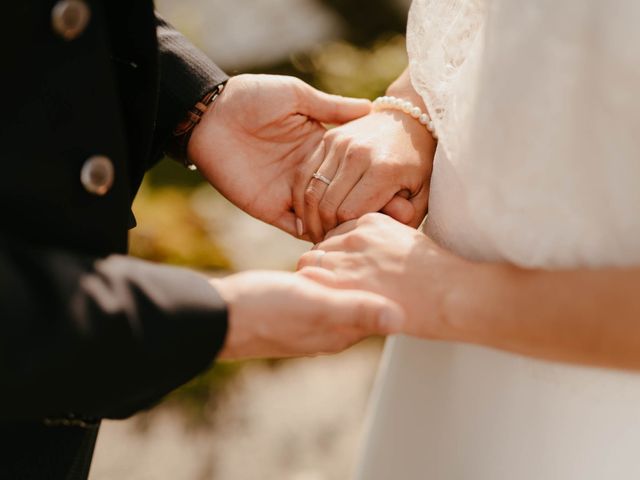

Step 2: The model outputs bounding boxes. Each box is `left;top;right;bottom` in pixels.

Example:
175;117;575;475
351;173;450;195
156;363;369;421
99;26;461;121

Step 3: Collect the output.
304;142;345;243
293;142;326;238
317;148;367;234
381;195;415;225
331;290;406;336
297;250;342;270
322;219;359;242
297;250;323;270
336;174;397;225
297;84;371;125
273;210;313;242
408;187;430;228
296;267;341;287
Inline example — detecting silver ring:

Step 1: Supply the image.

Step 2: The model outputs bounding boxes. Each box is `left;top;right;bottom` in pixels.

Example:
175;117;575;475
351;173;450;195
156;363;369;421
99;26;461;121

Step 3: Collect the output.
315;250;326;268
312;172;332;186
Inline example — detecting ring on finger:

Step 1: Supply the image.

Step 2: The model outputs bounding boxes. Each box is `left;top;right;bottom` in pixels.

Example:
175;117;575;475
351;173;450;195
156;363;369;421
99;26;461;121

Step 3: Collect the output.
315;250;327;268
312;172;332;186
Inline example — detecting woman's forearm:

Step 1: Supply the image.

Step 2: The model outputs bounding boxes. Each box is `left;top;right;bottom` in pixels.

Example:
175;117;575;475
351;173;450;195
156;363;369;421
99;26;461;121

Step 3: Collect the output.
384;71;640;370
300;214;640;371
448;263;640;370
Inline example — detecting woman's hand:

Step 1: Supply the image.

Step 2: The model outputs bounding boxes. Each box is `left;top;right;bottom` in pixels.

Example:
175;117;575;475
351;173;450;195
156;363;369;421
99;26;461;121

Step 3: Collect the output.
298;214;640;372
296;213;472;340
292;109;436;243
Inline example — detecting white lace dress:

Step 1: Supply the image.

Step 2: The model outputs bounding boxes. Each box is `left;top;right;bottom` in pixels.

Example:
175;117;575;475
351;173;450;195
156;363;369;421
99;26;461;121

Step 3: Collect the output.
356;0;640;478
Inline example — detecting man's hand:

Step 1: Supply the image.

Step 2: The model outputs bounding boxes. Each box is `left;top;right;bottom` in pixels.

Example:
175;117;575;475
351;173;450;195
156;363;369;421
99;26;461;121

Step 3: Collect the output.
211;271;405;360
188;74;371;238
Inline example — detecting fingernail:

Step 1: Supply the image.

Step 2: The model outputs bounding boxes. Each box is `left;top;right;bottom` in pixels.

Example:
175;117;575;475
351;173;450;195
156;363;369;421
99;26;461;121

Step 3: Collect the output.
296;217;304;237
379;307;405;333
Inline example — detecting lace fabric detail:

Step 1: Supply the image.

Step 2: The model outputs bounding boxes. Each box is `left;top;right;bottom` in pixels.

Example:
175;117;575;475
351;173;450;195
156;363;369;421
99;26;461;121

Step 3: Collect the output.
407;0;488;159
407;0;640;269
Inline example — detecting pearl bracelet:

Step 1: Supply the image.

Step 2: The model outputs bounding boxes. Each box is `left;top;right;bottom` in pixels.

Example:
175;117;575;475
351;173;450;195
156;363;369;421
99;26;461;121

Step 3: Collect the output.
372;96;437;138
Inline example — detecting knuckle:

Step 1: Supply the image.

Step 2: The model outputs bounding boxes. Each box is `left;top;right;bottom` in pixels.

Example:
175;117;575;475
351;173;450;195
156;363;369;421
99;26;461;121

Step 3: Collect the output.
318;200;337;222
374;161;395;177
361;212;379;224
344;232;365;250
296;252;314;270
345;145;369;164
337;206;357;224
323;129;342;144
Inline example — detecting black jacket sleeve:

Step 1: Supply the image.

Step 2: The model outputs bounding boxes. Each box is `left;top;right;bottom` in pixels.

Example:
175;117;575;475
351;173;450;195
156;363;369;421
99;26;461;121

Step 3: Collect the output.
0;237;228;422
153;15;229;160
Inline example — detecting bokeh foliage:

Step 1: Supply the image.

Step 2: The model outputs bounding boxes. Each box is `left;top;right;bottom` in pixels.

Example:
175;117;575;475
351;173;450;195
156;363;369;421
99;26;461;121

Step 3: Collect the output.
132;1;408;416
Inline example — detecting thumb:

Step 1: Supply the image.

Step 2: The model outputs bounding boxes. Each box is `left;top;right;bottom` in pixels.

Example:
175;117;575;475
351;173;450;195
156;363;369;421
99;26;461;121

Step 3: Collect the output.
381;195;415;225
333;289;406;336
299;85;371;125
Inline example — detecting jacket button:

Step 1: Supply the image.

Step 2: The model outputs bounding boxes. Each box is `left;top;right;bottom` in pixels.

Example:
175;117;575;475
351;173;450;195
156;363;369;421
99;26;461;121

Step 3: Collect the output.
81;156;114;196
51;0;91;41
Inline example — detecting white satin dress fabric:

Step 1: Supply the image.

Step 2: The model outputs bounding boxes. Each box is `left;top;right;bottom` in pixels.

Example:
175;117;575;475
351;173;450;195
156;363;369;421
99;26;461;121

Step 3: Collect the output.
355;0;640;478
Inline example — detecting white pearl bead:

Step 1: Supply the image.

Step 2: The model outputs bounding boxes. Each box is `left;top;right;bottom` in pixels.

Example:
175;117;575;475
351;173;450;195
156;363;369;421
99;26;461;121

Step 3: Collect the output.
374;96;436;135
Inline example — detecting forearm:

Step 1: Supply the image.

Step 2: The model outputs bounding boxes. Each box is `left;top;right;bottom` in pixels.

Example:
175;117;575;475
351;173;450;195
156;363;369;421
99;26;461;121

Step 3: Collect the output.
447;263;640;370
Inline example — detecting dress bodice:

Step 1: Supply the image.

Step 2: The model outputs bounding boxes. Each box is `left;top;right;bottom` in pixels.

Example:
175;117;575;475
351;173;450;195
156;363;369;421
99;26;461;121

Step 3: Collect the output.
355;1;640;478
411;0;640;268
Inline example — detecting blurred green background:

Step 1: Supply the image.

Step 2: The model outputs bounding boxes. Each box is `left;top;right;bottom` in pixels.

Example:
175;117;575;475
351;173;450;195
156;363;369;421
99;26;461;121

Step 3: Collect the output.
133;0;409;415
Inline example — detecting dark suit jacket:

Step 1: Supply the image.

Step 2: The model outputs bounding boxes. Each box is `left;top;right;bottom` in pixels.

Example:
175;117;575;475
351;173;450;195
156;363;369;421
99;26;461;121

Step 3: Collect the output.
1;1;230;477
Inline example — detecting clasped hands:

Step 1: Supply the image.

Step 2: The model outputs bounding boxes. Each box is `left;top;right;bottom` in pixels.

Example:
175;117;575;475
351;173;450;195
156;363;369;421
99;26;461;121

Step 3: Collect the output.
188;74;437;360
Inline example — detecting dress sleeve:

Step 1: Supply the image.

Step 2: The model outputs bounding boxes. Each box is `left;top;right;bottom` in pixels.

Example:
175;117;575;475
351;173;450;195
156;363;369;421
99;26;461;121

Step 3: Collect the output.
406;0;489;157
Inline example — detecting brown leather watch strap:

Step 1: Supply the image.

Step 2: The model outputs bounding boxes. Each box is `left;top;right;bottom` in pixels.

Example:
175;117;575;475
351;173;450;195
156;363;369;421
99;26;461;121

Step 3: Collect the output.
167;81;226;169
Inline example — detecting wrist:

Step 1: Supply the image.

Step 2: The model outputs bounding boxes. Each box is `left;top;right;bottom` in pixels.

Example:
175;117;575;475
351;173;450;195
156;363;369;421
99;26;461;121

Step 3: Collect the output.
209;277;246;360
373;96;436;139
386;72;427;112
439;261;517;346
384;70;437;144
366;108;436;165
170;81;226;168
